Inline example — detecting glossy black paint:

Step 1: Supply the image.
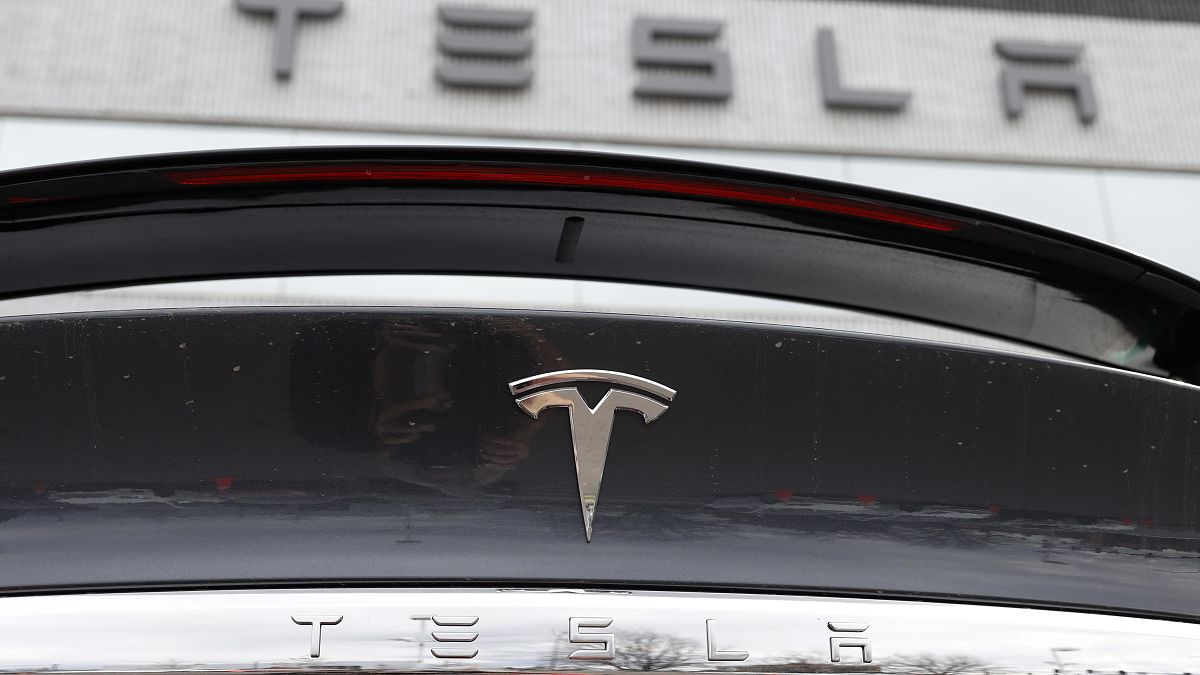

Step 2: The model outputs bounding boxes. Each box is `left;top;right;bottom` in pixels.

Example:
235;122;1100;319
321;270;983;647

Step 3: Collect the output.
0;147;1198;382
0;308;1196;618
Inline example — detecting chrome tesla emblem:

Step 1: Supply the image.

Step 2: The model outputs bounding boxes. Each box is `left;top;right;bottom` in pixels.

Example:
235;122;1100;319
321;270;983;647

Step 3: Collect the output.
508;369;676;542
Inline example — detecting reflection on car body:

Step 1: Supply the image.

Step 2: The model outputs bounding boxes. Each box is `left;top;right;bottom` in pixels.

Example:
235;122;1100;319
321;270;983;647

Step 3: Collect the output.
0;149;1196;673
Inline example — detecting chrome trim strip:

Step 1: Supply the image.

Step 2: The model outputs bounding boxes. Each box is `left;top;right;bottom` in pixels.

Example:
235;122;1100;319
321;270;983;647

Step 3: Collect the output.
508;369;677;400
0;588;1196;673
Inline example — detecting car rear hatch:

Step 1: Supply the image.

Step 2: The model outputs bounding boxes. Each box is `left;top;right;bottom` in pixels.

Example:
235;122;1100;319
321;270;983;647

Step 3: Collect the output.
0;148;1196;672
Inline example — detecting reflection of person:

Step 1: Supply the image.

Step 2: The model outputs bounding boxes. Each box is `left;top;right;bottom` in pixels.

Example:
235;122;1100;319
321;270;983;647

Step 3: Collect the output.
289;316;559;495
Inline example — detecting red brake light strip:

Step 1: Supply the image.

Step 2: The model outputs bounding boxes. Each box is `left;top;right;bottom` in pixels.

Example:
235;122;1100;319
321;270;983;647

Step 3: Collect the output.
161;163;966;232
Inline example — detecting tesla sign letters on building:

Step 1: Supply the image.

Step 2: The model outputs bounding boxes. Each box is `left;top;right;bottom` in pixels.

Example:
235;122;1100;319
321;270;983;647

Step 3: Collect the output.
235;0;1099;124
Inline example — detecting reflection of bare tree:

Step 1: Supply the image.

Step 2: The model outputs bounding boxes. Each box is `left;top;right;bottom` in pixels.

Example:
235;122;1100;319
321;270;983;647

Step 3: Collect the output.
546;629;570;670
890;525;991;551
885;654;991;675
720;650;881;673
775;650;831;668
610;631;701;671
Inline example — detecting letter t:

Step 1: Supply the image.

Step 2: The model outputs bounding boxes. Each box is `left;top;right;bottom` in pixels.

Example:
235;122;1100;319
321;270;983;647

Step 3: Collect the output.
235;0;344;80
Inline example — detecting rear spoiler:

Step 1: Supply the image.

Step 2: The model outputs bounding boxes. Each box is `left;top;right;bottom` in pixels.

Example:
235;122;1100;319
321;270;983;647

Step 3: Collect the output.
0;146;1197;383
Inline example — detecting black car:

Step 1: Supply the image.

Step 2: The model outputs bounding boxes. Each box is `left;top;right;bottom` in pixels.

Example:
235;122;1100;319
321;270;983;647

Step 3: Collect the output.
0;148;1196;673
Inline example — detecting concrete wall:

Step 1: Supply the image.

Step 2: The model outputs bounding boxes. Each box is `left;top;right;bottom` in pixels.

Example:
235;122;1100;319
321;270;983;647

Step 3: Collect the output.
4;0;1200;170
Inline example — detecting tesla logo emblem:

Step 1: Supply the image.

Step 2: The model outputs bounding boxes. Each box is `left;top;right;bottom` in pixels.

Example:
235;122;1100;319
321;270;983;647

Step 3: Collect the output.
508;369;676;542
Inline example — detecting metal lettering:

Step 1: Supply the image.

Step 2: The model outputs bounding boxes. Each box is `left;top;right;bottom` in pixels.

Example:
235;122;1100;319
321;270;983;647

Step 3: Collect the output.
2;589;1198;672
632;18;731;100
510;370;675;542
430;615;480;658
817;28;911;111
568;616;615;660
995;40;1097;124
291;615;342;658
436;7;534;89
828;620;871;663
432;615;480;626
705;619;749;661
234;0;343;80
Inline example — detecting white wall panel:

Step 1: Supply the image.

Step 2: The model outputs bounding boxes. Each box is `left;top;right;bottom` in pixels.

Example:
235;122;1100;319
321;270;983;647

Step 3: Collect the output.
847;155;1110;241
2;0;1200;170
1100;169;1200;280
0;117;293;170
